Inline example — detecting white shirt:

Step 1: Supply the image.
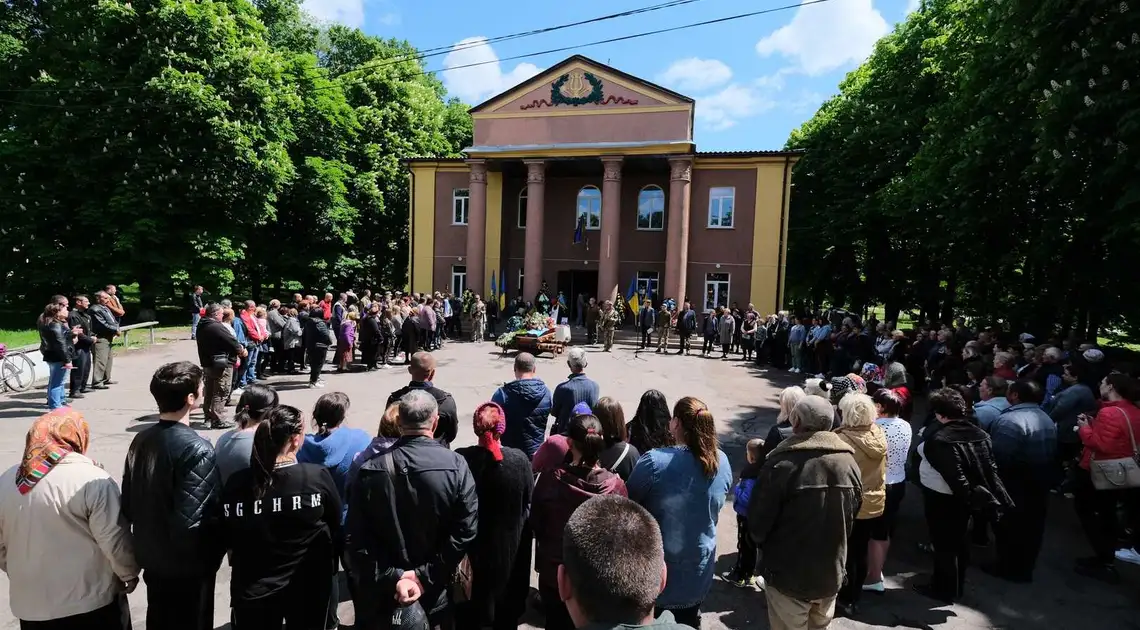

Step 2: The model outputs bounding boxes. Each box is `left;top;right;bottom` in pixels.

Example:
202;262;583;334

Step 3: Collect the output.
917;442;953;494
875;417;913;485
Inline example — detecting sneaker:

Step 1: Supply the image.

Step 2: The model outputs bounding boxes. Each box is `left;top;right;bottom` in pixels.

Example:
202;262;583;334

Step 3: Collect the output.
1115;548;1140;566
862;581;885;593
815;373;825;379
209;419;237;430
380;364;391;369
720;571;752;588
314;380;328;388
231;388;244;398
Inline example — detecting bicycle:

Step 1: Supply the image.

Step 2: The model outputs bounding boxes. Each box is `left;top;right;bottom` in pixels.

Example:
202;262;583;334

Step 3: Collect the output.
0;344;36;393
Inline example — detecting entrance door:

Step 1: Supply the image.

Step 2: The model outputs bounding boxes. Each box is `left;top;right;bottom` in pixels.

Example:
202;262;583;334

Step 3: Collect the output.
704;272;730;312
556;270;599;322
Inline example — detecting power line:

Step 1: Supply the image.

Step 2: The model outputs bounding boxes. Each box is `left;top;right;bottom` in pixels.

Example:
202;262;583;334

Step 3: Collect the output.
0;0;834;108
0;0;708;94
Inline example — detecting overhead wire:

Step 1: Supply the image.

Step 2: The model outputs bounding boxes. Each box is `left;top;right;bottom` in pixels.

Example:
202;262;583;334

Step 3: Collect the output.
0;0;836;108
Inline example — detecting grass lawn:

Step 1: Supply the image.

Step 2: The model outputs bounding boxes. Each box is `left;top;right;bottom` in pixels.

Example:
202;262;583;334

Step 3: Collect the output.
0;326;188;351
0;329;40;349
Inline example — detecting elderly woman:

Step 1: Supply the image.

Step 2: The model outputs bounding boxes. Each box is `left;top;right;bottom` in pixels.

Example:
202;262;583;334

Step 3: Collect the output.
456;403;534;630
757;386;806;461
0;409;138;627
835;393;887;616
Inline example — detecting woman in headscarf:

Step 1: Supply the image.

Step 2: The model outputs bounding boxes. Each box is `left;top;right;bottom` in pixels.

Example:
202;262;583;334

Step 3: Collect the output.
456;402;534;630
0;409;138;627
626;389;673;454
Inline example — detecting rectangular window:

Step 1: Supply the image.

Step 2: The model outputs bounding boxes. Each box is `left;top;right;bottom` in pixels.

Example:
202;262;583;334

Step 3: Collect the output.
451;265;467;296
704;273;730;312
708;187;735;228
518;268;525;293
452;189;469;225
637;187;666;231
518;190;528;229
636;271;659;302
577;188;602;231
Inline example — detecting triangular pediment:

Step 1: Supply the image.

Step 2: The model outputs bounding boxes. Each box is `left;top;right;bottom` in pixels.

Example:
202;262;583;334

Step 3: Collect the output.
470;55;694;115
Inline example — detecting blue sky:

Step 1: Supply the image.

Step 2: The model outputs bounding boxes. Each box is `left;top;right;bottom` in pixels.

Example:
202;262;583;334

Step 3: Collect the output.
301;0;920;150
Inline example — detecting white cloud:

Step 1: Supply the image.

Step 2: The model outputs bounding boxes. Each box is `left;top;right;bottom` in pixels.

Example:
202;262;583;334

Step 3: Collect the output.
442;37;542;105
905;0;921;13
376;12;400;25
755;0;889;76
657;58;733;92
301;0;367;27
697;83;775;131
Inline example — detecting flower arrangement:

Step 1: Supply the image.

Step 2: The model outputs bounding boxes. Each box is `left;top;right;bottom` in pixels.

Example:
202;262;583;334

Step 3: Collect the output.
496;312;557;347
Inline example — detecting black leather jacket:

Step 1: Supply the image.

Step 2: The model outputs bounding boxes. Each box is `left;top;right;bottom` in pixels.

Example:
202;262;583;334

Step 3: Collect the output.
920;420;1013;517
122;421;224;578
347;436;477;619
68;308;96;350
38;320;75;363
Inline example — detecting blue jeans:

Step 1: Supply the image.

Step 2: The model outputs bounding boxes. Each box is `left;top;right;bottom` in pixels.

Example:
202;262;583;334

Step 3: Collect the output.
190;311;201;339
47;362;68;409
241;348;258;386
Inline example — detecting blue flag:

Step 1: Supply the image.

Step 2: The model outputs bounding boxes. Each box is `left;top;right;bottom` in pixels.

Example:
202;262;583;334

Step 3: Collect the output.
490;270;497;302
499;269;507;310
573;214;588;250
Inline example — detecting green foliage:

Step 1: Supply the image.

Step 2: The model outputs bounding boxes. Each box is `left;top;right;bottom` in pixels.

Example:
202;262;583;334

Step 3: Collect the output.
0;0;473;309
786;0;1140;340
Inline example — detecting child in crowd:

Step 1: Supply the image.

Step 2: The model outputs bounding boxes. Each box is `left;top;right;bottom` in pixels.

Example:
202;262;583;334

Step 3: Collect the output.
725;438;765;588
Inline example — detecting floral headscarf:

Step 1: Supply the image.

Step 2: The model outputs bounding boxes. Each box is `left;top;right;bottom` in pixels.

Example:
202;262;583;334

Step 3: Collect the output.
473;402;507;462
17;409;89;495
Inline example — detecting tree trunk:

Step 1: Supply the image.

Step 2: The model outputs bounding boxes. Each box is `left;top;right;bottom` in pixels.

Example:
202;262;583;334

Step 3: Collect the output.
940;269;958;325
883;300;902;328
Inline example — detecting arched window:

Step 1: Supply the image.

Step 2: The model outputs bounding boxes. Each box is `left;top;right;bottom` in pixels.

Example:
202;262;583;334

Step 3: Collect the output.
518;188;528;229
637;185;665;231
576;186;602;230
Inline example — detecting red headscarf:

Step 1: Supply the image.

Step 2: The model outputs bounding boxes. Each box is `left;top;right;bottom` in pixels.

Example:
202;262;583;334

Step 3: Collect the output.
473;402;507;462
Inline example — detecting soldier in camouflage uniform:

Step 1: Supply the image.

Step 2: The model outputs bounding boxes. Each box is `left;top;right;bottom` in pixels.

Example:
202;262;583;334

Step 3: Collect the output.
655;301;675;353
598;300;621;351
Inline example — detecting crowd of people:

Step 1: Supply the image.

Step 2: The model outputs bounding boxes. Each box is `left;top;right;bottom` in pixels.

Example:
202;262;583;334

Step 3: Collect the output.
33;287;127;410
20;282;1140;630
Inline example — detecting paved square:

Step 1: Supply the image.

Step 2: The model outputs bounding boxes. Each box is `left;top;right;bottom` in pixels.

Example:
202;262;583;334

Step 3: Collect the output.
0;332;1136;628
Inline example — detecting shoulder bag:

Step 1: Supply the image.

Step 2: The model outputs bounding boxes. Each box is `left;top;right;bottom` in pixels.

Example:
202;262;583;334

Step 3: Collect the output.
1090;407;1140;490
378;451;473;604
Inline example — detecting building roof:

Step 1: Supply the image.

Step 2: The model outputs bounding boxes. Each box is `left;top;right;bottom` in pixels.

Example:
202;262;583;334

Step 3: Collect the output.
468;54;694;114
695;150;804;158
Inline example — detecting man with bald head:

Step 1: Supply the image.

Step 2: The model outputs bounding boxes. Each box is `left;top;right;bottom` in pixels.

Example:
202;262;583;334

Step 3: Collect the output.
386;352;459;447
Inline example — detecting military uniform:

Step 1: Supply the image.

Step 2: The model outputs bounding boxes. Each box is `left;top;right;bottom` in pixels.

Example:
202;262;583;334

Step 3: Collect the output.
656;308;674;353
599;307;620;351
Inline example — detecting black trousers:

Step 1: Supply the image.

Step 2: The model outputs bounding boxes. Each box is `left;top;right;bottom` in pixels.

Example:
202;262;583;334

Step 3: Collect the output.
20;598;129;630
362;339;379;369
923;488;970;601
1073;467;1140;562
703;336;715;353
232;577;331;630
640;328;652;348
839;518;873;604
308;348;326;383
677;332;690;352
732;514;758;578
143;573;215;630
994;476;1049;579
270;337;285;372
539;584;574;630
70;347;91;394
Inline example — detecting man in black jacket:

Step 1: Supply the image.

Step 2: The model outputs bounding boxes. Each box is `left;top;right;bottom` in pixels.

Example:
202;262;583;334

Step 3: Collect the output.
189;285;204;340
303;306;331;387
348;390;478;630
676;301;697;355
122;362;224;630
67;295;96;399
195;303;245;429
386;351;459;447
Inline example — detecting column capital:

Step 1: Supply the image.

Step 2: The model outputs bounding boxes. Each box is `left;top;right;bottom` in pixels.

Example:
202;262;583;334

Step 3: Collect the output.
668;157;693;182
602;156;623;182
467;159;487;184
525;160;545;184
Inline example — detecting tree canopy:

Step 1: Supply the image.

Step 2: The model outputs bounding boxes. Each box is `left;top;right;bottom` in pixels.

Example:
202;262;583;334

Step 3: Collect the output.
785;0;1140;341
0;0;471;309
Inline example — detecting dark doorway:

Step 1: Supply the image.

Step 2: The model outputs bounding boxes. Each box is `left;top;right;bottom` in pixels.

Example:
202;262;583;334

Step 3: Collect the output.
556;270;598;322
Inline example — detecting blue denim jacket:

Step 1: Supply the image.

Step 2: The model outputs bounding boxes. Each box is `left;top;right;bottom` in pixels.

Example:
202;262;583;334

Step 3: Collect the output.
627;447;732;609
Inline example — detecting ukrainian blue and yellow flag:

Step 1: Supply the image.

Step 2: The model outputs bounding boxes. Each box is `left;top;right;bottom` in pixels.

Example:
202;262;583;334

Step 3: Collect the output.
625;276;640;316
490;271;497;304
499;270;507;310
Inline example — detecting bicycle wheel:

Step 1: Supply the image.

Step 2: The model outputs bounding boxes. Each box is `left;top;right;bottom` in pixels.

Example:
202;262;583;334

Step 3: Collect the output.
1;353;35;392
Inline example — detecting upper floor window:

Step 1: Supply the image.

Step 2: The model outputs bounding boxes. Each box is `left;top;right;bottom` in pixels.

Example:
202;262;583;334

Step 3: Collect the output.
637;186;665;231
518;188;528;229
452;188;469;225
577;186;602;231
708;187;735;228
